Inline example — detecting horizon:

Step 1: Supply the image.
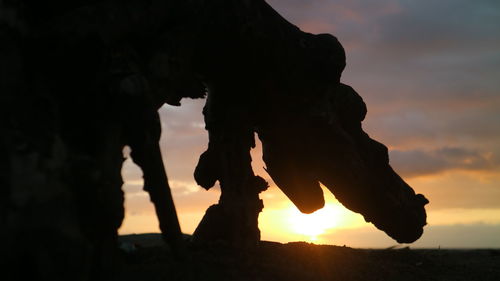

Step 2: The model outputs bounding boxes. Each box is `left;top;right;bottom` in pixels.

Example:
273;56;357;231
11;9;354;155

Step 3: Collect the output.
118;0;500;248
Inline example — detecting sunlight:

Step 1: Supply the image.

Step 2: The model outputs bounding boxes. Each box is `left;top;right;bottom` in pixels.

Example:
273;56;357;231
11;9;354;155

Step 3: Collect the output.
287;204;343;242
258;185;370;244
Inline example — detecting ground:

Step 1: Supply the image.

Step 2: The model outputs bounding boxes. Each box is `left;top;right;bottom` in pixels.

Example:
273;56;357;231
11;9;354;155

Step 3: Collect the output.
117;234;500;281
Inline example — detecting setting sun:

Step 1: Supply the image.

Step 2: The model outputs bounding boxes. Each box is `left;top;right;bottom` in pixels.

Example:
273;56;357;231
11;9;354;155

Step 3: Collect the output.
240;185;371;244
287;204;342;241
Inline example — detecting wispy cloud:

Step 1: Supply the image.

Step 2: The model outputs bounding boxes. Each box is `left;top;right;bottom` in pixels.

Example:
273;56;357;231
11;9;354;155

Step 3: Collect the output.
390;147;497;178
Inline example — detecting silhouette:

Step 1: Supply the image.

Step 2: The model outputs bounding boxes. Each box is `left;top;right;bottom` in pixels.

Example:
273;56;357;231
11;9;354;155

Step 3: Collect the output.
190;1;428;245
1;0;428;279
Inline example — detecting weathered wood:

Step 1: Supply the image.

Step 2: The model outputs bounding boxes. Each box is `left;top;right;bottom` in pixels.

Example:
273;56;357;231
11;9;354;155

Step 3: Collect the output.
1;1;428;279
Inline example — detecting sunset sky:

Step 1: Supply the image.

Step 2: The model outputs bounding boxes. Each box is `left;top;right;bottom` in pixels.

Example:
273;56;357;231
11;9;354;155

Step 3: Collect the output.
119;0;500;248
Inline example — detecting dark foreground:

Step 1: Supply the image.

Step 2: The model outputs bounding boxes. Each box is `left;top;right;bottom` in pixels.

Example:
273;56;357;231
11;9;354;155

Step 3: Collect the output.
117;234;499;281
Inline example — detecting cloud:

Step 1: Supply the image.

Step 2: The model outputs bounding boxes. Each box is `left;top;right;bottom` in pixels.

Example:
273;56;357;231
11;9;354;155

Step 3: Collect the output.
361;100;500;154
335;0;500;107
373;0;500;55
265;1;500;156
158;100;208;182
389;147;497;178
408;172;500;210
318;223;500;248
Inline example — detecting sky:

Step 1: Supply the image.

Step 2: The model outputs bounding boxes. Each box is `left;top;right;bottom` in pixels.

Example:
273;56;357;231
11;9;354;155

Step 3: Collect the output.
119;0;500;248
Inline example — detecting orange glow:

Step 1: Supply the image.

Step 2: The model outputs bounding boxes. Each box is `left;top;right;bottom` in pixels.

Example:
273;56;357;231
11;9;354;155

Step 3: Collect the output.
286;204;342;241
258;187;369;243
119;149;500;248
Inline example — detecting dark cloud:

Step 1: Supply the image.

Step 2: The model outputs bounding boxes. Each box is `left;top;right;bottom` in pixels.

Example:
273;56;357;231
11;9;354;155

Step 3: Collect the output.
266;0;500;154
361;100;500;153
389;147;497;178
338;0;500;107
374;0;500;56
270;0;500;58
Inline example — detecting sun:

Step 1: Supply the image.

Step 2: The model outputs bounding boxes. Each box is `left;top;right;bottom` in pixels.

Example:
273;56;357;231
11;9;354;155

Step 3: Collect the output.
287;204;342;242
